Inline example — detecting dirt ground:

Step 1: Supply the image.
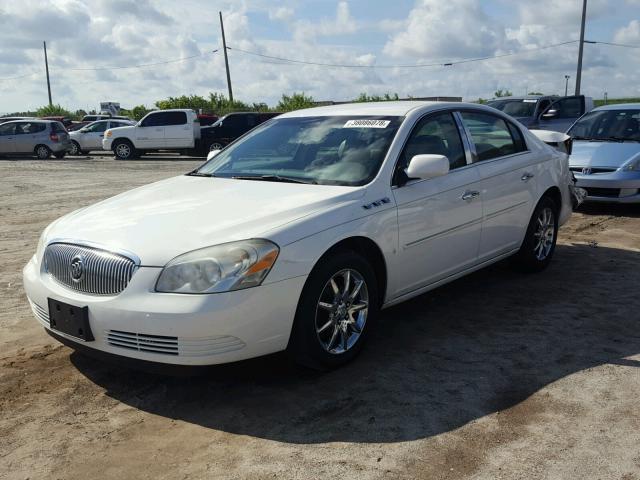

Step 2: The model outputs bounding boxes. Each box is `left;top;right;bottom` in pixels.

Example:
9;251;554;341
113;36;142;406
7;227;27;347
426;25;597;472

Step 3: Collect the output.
1;155;639;480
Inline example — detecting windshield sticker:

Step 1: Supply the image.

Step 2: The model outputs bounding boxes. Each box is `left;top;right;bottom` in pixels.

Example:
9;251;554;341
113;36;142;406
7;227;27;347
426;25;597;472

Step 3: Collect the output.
344;119;390;128
523;99;538;103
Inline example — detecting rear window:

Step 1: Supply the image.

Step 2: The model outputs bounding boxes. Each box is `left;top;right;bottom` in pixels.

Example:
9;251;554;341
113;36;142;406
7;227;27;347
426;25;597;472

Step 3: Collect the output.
51;122;66;133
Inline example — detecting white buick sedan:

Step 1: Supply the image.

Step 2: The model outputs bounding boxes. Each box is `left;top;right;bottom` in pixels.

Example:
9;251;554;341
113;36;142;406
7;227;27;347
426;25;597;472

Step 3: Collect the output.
23;102;575;371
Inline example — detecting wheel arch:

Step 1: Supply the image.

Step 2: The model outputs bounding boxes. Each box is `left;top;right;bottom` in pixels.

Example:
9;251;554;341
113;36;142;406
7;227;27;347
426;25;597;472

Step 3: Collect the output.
312;236;388;306
540;185;562;213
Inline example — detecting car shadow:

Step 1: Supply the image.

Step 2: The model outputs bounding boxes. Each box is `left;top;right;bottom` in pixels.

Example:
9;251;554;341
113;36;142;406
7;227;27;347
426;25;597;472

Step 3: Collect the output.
576;203;640;218
70;243;640;444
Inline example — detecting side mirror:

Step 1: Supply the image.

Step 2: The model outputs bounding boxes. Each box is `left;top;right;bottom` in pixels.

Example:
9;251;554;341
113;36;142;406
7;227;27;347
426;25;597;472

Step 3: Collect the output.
406;154;450;180
207;149;221;161
541;109;558;120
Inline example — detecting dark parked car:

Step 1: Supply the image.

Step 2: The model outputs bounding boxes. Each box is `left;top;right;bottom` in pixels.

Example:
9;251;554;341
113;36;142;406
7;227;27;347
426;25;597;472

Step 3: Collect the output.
487;95;594;132
200;112;281;153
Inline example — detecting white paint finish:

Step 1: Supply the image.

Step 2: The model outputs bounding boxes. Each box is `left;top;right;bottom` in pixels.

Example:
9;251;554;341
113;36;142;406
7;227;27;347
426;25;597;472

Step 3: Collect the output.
25;102;575;366
392;165;483;296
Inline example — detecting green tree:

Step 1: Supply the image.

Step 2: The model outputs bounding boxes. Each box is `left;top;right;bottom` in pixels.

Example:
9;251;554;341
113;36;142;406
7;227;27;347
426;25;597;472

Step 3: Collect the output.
353;92;400;102
276;92;315;112
494;89;513;98
35;104;74;118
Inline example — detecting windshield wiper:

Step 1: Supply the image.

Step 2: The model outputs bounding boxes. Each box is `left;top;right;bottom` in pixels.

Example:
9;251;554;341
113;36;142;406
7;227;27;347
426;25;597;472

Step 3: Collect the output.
231;174;317;184
602;136;640;143
186;171;216;177
571;136;606;141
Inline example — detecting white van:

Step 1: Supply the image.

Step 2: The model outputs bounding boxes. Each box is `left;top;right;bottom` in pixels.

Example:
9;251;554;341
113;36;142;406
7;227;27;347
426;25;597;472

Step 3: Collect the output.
102;109;201;159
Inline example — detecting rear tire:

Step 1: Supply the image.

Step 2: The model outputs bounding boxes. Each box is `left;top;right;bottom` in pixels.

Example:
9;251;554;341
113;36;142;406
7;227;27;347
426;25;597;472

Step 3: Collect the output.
511;196;559;272
113;140;136;160
287;250;379;370
34;145;51;159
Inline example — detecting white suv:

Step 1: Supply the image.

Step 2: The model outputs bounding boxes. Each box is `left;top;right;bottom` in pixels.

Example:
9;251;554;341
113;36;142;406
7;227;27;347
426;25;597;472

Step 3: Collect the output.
102;109;201;159
25;102;577;371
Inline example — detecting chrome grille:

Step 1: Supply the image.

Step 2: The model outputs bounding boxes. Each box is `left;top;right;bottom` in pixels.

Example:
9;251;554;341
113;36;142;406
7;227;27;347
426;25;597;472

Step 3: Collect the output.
44;243;138;295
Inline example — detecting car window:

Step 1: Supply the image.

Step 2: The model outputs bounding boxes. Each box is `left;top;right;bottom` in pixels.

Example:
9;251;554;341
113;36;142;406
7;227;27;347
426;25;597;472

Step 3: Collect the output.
15;122;46;134
487;99;537;117
109;121;127;128
537;99;552;114
197;115;403;186
51;122;66;133
0;123;16;136
568;109;640;141
85;122;108;133
549;97;583;118
460;111;524;161
398;113;467;181
164;112;187;126
140;112;164;127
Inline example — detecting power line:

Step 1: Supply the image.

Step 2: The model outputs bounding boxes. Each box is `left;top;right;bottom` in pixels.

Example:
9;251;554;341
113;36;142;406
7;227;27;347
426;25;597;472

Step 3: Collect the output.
585;40;640;49
63;50;218;71
228;40;580;69
0;71;39;81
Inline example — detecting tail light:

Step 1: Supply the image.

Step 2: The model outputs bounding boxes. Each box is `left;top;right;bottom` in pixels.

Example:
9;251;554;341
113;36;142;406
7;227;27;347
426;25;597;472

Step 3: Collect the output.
50;133;59;142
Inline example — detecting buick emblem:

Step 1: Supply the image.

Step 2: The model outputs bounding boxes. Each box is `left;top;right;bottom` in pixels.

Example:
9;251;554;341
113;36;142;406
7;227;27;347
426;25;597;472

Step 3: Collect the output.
69;255;85;282
581;167;592;175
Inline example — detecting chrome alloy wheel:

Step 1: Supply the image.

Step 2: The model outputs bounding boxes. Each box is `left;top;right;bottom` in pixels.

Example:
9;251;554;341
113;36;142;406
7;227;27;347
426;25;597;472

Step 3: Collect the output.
36;145;50;159
533;207;555;260
315;268;369;354
69;141;81;155
116;143;131;158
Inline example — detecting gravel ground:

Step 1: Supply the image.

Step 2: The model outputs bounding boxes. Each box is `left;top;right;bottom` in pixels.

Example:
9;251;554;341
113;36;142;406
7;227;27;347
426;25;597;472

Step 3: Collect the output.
1;154;639;480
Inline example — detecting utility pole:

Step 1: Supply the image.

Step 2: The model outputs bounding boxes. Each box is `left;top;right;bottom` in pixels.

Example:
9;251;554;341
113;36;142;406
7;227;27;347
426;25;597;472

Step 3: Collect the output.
575;0;587;95
564;75;570;96
219;11;233;103
43;41;52;106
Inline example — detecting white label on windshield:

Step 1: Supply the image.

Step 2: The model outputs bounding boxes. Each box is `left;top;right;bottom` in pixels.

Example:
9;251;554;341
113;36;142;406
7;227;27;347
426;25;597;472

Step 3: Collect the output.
344;119;390;128
523;99;537;103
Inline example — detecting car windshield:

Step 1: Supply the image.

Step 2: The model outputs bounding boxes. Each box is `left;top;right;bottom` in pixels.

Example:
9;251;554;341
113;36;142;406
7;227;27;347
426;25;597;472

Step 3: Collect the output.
194;116;403;186
568;109;640;141
487;99;538;117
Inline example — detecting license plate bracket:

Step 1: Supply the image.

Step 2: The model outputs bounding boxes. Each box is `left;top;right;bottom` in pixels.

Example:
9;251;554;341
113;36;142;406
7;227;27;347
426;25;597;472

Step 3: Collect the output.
47;298;94;341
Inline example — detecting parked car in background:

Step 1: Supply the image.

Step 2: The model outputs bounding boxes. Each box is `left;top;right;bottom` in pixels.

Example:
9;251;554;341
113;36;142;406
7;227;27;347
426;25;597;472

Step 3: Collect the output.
68;119;135;155
39;116;74;129
82;114;111;123
25;101;576;371
0;116;36;124
102;109;201;160
200;111;281;153
488;95;593;132
197;113;219;126
0;120;70;159
567;103;640;203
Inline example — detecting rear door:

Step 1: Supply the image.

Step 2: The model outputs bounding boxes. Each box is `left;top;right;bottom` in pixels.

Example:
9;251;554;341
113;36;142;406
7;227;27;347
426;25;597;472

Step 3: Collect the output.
14;122;47;153
162;111;191;148
459;110;541;261
537;95;588;132
137;112;167;148
392;111;483;297
0;122;17;153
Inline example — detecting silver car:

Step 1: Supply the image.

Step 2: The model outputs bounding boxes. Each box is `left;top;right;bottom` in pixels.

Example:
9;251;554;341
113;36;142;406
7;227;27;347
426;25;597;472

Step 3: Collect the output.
68;119;134;155
568;103;640;203
0;120;71;159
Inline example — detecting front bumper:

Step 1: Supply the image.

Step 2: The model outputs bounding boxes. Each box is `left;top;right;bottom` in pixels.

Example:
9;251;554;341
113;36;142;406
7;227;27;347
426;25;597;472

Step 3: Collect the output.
23;255;306;366
102;138;113;151
573;170;640;203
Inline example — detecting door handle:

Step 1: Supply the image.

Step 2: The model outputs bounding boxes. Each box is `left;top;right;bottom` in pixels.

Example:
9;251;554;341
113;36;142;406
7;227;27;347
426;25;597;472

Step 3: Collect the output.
521;172;535;181
461;190;480;201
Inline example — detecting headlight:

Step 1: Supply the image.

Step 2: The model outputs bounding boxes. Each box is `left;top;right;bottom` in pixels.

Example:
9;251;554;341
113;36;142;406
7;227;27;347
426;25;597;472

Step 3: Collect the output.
622;156;640;172
155;239;279;294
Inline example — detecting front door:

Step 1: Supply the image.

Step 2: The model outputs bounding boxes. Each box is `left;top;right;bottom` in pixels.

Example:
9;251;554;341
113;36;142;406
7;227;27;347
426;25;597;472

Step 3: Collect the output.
537;95;588;132
82;121;108;150
459;110;540;260
137;112;166;148
392;111;483;298
0;123;17;153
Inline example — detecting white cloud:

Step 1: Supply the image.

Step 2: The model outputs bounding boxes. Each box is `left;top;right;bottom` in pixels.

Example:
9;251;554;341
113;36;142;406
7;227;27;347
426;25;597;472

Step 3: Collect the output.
614;19;640;44
269;7;294;22
293;1;358;41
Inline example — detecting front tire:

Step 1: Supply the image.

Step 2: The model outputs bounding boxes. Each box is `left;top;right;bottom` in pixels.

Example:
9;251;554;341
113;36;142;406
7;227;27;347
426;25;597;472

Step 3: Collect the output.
511;196;559;272
68;141;82;156
113;140;136;160
287;250;379;369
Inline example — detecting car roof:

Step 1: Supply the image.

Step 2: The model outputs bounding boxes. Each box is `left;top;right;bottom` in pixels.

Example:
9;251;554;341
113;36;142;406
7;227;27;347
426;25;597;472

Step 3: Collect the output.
1;119;54;124
278;101;474;118
488;95;556;101
593;103;640;111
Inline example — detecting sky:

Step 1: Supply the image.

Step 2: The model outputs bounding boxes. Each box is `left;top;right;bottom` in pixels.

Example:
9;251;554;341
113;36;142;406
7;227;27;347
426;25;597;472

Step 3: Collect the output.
1;0;640;113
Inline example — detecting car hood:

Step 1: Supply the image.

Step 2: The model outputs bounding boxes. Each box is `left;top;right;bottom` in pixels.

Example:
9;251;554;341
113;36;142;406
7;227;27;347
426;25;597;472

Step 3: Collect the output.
46;175;363;266
569;141;640;168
